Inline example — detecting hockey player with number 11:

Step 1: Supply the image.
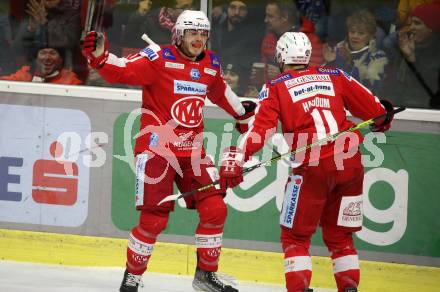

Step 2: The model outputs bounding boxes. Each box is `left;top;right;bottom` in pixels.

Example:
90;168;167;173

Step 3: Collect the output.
219;32;395;292
81;10;255;292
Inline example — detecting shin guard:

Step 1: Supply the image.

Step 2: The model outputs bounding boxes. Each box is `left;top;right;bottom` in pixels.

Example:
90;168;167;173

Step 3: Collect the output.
126;210;169;275
284;249;312;292
324;230;359;291
281;231;313;292
195;195;227;272
332;253;359;292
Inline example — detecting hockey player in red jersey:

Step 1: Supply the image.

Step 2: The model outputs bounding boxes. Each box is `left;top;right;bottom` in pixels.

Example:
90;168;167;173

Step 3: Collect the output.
219;32;394;292
81;10;256;292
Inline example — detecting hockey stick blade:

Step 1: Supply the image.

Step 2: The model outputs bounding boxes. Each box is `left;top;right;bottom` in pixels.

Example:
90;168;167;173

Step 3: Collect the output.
157;194;180;205
157;106;405;205
158;181;217;205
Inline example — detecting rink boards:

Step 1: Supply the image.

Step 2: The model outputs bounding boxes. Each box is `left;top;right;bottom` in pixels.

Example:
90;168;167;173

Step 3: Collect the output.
1;229;439;291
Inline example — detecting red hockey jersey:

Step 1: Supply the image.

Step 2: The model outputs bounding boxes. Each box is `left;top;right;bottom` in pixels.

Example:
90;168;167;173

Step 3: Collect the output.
241;67;387;163
97;44;245;156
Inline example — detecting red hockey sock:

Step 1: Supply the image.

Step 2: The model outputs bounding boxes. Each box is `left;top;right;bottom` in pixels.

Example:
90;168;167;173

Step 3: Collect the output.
332;252;360;291
324;230;360;291
195;195;227;272
281;231;312;292
126;209;169;275
284;246;312;291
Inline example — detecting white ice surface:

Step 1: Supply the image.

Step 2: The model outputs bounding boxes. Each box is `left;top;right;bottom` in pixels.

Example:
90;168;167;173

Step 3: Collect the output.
0;260;335;292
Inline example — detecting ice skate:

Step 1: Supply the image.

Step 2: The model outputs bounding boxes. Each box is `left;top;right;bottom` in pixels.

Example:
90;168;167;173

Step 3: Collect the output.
192;267;238;292
119;269;142;292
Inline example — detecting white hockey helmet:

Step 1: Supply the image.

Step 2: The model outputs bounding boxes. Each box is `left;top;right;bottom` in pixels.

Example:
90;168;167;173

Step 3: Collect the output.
276;32;312;65
174;10;211;44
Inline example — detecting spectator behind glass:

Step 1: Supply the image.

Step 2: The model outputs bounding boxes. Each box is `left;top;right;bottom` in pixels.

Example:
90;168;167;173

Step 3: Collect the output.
390;2;440;108
211;0;227;26
223;63;247;96
397;0;433;26
0;2;14;75
122;0;153;49
323;10;388;95
295;0;330;40
248;0;323;97
12;0;81;70
211;0;263;96
130;0;194;46
0;46;82;85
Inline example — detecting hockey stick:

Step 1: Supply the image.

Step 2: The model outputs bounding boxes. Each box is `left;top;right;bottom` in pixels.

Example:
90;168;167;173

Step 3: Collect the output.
158;107;405;205
141;33;156;45
158;106;405;205
83;0;97;34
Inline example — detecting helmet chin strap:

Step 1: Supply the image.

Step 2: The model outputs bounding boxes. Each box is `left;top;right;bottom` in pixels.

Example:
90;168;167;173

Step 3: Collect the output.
279;63;285;73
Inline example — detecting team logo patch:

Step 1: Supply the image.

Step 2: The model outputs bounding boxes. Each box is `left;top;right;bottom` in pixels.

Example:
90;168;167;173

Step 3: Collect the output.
270;73;292;85
342;70;352;80
190;68;201;80
140;46;159;61
209;53;221;68
174;80;207;95
165;62;185;69
162;48;176;60
204;67;217;76
171;96;205;127
317;67;340;75
337;195;363;227
280;175;303;228
258;85;269;101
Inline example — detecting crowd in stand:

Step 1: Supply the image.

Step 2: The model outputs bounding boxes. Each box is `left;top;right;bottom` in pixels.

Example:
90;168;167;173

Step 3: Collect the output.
0;0;439;109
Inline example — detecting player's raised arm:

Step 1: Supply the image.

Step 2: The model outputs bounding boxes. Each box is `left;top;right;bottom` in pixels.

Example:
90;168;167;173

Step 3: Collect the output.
80;31;157;86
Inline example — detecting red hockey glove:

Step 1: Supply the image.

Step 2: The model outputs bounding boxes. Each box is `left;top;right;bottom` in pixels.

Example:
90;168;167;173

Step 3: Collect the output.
370;99;394;132
80;31;109;68
219;146;244;190
235;100;257;134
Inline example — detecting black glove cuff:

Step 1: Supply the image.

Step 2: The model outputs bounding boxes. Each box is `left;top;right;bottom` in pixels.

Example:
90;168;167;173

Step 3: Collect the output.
242;100;257;114
379;99;394;126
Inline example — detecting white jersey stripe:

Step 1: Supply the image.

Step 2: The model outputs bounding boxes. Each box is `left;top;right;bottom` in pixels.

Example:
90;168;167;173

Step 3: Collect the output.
224;83;245;116
125;55;144;63
105;53;127;67
332;255;360;274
